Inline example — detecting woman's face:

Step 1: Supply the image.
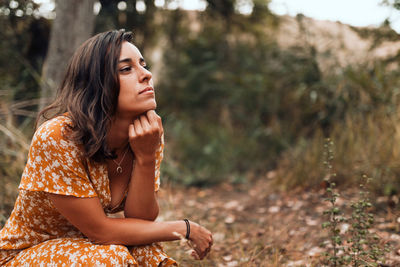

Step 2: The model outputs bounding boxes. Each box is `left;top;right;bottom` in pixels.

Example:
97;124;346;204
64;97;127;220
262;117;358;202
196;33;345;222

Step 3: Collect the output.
115;41;156;119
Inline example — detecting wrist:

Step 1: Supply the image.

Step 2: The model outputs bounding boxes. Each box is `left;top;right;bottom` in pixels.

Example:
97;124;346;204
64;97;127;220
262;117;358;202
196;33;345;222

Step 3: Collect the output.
134;156;155;167
183;219;190;239
168;220;189;240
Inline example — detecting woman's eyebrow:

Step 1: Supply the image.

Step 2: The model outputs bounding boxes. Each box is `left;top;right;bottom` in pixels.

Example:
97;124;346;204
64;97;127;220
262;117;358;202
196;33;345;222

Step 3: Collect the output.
118;57;146;64
118;58;132;64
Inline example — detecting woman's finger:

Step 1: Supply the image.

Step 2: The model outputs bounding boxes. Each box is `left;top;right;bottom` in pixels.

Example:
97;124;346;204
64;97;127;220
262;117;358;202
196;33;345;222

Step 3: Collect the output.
146;110;162;131
139;115;151;133
133;118;143;135
196;249;204;260
145;110;157;124
157;117;163;138
128;124;136;139
199;245;209;259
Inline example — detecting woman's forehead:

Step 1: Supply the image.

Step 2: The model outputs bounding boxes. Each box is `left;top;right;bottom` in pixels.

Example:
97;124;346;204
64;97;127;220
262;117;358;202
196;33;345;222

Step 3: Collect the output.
119;42;143;61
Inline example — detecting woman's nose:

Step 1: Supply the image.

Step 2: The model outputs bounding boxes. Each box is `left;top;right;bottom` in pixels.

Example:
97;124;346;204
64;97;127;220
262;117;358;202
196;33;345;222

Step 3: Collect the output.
140;67;152;82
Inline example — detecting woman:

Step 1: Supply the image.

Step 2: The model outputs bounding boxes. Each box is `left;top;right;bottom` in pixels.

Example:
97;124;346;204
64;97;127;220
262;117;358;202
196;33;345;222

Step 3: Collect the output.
0;29;213;266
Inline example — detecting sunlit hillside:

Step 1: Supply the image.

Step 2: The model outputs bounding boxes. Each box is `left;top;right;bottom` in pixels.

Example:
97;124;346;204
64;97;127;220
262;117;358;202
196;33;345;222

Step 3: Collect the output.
274;15;400;70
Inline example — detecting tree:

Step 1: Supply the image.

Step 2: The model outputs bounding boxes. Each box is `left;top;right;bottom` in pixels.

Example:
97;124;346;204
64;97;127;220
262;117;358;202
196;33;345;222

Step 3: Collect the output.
40;0;95;110
382;0;400;10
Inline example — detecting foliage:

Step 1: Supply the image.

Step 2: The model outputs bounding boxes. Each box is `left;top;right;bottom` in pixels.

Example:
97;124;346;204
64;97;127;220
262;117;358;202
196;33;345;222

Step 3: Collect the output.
382;0;400;11
322;176;390;266
157;9;325;185
321;140;390;266
350;24;399;49
0;0;47;222
0;0;49;101
275;61;400;196
0;93;31;225
321;139;347;266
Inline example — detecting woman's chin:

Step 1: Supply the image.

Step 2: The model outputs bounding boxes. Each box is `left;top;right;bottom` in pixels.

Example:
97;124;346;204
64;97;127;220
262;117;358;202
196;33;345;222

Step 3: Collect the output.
137;104;158;115
146;102;157;111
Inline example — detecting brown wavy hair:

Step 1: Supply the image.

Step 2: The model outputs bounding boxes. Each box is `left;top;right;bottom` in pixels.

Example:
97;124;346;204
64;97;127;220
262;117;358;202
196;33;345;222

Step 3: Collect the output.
37;29;133;162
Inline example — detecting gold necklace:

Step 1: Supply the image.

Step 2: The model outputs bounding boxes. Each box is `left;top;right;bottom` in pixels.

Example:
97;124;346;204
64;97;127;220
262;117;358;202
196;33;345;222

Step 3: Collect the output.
112;145;129;174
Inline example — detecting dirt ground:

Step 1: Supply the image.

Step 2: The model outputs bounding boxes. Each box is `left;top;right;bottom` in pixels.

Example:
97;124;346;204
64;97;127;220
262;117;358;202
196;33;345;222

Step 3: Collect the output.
158;174;400;266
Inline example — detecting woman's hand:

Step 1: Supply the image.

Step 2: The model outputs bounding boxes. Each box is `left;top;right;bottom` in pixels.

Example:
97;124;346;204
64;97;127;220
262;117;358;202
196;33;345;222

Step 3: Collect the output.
188;221;213;260
129;110;163;165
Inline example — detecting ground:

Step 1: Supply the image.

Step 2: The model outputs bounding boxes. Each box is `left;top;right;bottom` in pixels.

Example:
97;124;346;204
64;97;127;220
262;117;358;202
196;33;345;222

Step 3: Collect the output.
158;174;400;266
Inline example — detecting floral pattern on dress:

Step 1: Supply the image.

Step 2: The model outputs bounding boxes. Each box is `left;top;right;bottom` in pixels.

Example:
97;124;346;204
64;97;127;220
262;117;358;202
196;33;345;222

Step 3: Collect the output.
0;115;175;266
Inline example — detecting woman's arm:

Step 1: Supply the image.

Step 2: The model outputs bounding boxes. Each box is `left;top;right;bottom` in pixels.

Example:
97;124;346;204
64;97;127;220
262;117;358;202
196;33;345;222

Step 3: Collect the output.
48;194;213;259
124;160;159;220
123;110;163;220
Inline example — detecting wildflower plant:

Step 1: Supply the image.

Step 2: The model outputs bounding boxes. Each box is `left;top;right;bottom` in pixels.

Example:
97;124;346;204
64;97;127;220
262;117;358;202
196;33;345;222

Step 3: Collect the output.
321;138;347;266
321;138;390;266
346;175;389;266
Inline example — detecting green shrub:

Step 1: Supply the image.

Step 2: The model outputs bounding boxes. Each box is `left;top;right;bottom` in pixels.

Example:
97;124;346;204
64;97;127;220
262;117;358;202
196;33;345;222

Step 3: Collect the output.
321;140;390;266
158;11;326;185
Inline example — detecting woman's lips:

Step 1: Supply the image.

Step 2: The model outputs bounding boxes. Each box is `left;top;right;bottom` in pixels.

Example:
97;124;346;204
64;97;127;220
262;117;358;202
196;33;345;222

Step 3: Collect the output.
139;87;154;94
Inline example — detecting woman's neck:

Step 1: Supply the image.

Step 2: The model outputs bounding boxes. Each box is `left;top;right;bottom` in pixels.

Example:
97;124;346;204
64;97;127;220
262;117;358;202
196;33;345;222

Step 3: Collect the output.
107;115;132;151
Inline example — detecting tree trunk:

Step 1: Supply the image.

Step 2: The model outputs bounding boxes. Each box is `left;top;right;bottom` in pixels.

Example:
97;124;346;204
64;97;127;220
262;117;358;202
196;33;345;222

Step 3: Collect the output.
40;0;95;110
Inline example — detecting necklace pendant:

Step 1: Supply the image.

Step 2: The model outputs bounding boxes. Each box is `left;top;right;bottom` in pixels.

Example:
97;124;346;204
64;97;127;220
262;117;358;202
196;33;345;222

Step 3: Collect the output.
112;145;129;175
116;166;123;173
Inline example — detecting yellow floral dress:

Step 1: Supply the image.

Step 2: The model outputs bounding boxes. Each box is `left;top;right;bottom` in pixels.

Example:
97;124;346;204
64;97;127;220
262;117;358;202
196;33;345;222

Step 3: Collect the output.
0;115;177;266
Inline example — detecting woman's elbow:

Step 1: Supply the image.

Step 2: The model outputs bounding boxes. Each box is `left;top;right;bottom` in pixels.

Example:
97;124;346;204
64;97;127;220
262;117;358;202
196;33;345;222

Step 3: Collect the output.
150;207;159;221
84;219;115;245
124;206;159;221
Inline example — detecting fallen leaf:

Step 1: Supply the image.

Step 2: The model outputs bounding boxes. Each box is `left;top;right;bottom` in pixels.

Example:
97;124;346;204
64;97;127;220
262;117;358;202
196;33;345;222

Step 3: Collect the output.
308;246;324;256
390;234;400;241
257;207;267;213
268;206;280;213
340;223;349;234
226;260;239;266
377;223;397;230
224;200;240;210
197;190;206;198
267;171;276;179
213;232;225;242
305;217;318;226
225;215;235;224
222;255;232;261
187;200;196;207
241;238;249;245
249;189;257;197
286;260;305;266
291;200;304;211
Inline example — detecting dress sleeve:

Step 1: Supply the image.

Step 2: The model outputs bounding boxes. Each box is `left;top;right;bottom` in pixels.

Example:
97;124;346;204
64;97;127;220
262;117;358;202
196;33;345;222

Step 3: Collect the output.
154;134;164;192
19;117;98;198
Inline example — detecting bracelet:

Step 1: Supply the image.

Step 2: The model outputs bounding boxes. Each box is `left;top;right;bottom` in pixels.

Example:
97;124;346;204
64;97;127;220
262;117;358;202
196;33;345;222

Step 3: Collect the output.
183;219;190;239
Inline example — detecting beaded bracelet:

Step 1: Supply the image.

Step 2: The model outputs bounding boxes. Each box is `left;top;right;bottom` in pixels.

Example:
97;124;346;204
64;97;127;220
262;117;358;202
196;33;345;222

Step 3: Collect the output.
183;219;190;239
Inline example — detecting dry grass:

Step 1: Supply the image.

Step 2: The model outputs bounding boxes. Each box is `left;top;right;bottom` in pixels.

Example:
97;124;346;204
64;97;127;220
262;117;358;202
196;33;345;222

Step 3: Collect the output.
275;108;400;194
0;96;33;225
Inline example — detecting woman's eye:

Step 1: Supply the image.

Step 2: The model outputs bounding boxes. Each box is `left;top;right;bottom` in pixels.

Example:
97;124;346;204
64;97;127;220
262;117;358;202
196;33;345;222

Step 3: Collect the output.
143;65;150;70
120;66;131;72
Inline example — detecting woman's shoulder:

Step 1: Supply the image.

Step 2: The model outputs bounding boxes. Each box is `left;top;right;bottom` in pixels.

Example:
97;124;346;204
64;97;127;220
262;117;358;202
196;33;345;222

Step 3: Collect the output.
36;114;72;135
32;114;76;149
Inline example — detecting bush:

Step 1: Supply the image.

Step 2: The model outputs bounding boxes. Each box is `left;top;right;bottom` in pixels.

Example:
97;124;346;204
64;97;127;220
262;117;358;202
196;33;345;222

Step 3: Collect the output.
158;11;326;185
275;61;400;195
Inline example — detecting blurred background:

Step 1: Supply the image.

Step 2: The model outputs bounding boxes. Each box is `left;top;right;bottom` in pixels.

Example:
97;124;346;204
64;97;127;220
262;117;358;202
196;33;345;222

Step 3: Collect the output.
1;0;400;227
